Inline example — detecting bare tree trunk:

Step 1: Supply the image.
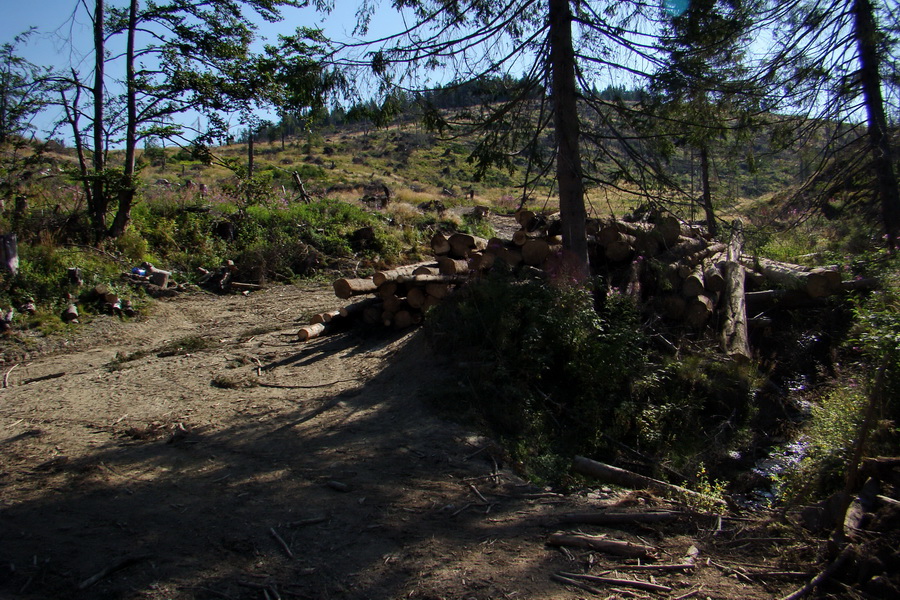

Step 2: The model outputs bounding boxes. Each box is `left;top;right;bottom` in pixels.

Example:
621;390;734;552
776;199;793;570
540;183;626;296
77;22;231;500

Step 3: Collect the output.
248;131;255;178
854;0;900;251
90;0;107;242
109;0;138;239
60;75;92;209
700;146;717;238
549;0;589;279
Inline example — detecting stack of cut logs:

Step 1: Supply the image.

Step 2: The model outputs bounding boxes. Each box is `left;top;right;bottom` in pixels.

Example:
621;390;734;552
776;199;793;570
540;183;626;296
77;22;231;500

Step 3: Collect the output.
303;210;855;350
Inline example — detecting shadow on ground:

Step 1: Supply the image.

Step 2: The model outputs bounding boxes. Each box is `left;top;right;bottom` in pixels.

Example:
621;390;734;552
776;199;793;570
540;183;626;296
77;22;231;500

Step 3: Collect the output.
0;329;571;600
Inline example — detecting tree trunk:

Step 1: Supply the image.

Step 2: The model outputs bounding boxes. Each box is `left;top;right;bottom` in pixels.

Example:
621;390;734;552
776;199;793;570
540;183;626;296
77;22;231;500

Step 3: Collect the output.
248;131;255;178
720;221;750;362
109;0;139;239
853;0;900;251
549;0;589;279
91;0;107;241
699;145;717;238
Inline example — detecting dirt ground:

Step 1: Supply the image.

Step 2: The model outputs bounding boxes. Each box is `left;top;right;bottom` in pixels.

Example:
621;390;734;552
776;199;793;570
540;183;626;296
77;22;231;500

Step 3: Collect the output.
0;283;815;600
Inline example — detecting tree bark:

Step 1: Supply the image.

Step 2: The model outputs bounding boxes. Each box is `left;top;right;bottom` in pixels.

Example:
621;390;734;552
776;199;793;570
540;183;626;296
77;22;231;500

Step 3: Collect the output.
109;0;139;239
720;222;750;362
372;262;439;286
547;533;655;558
549;0;589;279
573;455;727;507
700;145;717;237
91;0;107;241
853;0;900;250
333;277;378;299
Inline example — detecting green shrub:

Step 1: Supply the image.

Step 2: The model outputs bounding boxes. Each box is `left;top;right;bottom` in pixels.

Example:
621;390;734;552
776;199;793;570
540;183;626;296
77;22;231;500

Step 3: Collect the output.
427;273;645;485
776;384;868;503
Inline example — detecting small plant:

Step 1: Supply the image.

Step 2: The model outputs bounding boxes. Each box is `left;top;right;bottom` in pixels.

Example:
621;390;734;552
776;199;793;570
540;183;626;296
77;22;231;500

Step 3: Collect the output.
690;464;728;513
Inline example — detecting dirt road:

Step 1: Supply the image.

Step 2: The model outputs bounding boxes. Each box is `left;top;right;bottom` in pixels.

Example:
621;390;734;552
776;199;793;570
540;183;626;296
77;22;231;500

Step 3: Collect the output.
0;284;804;599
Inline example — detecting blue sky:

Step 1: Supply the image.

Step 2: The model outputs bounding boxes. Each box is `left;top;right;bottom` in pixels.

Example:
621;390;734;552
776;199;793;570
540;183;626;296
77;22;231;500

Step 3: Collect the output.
1;0;405;141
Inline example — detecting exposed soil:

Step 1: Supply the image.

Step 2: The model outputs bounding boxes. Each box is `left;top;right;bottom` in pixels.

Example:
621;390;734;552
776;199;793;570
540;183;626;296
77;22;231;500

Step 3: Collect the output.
0;283;815;599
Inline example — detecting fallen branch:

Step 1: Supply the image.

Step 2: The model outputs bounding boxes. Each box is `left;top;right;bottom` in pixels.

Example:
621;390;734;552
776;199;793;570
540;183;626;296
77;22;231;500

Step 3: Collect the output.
78;555;153;589
558;511;685;525
573;455;727;508
550;573;603;595
21;372;66;385
3;363;18;388
558;572;673;593
546;533;656;558
779;545;853;600
269;527;294;559
599;562;697;572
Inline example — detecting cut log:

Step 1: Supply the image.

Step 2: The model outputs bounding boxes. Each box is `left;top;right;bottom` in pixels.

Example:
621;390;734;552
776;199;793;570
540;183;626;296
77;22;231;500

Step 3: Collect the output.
810;267;842;293
496;247;523;267
512;229;544;246
660;237;712;262
381;294;404;314
406;286;427;309
625;257;643;301
685;293;715;328
654;215;682;247
683;242;726;267
311;310;341;324
605;234;636;262
514;209;536;228
740;256;832;298
377;282;400;299
720;222;750;362
703;257;726;294
339;298;380;319
448;233;488;258
479;252;496;270
393;309;416;329
362;304;383;325
0;233;19;275
547;533;656;558
425;282;451;299
61;304;79;323
333;277;378;299
298;322;326;341
430;232;451;255
437;256;470;276
484;237;508;255
682;263;706;298
372;262;439;286
413;265;439;276
573;456;727;508
393;274;468;285
522;239;552;266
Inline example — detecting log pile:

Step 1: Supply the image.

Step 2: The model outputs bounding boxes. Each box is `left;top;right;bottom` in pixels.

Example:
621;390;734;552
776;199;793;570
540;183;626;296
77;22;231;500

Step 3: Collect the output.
314;210;860;345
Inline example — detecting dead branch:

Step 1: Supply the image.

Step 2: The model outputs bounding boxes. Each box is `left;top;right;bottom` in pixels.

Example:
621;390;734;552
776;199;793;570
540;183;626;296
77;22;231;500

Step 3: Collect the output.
269;527;294;559
558;511;686;525
557;572;673;593
546;533;656;558
572;456;727;508
779;545;853;600
550;572;603;595
78;555;153;589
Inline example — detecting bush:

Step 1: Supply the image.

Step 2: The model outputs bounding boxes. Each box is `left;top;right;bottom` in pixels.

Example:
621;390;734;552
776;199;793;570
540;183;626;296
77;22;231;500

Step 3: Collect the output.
427;273;645;485
427;272;766;488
